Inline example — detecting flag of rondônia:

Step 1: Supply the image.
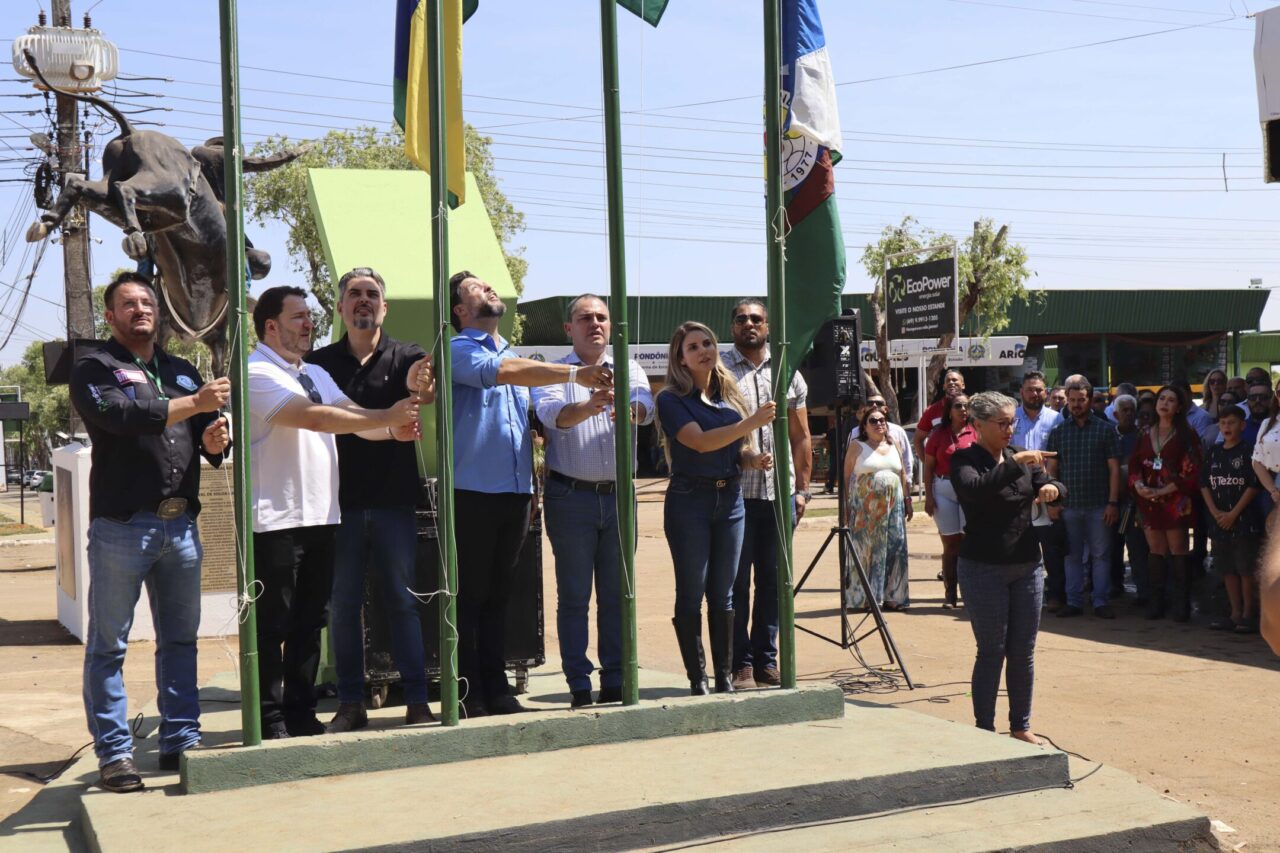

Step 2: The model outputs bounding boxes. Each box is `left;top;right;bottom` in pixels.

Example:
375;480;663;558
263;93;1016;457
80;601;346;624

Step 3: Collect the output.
779;0;846;378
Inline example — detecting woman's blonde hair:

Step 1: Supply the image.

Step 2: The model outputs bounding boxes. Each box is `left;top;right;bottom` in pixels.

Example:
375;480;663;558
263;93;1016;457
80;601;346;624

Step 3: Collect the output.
656;321;754;470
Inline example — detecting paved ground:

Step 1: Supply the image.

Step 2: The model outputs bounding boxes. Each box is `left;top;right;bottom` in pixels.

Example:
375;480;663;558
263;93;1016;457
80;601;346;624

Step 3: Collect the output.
1;485;1277;849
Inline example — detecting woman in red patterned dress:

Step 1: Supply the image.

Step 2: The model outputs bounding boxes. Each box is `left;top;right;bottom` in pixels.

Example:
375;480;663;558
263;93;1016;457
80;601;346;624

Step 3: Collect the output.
1128;385;1202;621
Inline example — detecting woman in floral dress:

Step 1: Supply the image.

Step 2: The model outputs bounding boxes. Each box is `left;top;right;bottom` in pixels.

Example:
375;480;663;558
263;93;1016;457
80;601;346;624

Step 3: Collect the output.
843;407;912;610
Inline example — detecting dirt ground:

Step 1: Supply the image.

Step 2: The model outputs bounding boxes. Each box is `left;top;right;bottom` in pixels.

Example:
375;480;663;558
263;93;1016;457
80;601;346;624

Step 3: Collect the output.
2;486;1277;849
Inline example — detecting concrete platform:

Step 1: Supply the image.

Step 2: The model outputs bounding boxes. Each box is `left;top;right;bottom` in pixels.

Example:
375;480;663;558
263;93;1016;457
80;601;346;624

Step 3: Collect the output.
80;704;1074;852
667;763;1216;852
181;669;846;793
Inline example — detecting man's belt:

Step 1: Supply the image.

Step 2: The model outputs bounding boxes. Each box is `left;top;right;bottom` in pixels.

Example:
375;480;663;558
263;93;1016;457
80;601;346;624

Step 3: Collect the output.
548;470;616;495
156;497;189;520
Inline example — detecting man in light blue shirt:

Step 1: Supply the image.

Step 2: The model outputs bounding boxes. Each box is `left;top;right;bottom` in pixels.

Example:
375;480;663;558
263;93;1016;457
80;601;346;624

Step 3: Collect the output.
449;272;612;717
531;294;653;709
1013;370;1068;610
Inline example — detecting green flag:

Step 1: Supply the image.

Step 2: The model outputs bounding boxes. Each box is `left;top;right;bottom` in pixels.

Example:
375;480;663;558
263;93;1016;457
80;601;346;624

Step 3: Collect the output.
617;0;670;26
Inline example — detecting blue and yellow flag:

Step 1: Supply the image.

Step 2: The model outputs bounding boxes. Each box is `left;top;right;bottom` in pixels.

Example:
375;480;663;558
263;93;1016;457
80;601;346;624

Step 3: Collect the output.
393;0;476;205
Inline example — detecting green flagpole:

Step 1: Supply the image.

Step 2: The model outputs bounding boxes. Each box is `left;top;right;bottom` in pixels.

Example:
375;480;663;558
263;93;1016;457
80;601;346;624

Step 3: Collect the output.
764;0;796;690
218;0;261;745
425;0;460;727
599;0;640;706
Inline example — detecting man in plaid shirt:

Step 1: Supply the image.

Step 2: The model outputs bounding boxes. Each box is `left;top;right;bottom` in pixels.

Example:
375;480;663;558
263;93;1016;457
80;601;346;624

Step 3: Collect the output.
1046;377;1122;619
723;299;812;688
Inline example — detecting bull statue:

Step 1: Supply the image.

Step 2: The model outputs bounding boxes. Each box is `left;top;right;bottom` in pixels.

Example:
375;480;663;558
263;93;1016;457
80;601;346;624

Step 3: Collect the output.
22;51;307;375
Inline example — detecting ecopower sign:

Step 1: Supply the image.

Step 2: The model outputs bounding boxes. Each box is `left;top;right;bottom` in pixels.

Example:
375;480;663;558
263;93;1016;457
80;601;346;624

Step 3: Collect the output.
885;253;959;342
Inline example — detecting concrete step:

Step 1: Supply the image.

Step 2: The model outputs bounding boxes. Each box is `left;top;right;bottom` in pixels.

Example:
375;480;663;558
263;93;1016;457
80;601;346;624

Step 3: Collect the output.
181;672;846;793
667;763;1216;853
81;706;1075;852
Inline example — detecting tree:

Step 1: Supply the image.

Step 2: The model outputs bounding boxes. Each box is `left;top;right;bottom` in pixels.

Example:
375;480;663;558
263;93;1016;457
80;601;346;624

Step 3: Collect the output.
244;124;527;339
860;216;1037;423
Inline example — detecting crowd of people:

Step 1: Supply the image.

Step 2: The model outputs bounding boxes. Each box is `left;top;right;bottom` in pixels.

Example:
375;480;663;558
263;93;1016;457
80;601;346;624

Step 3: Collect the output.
66;266;1280;790
71;269;822;792
835;363;1280;742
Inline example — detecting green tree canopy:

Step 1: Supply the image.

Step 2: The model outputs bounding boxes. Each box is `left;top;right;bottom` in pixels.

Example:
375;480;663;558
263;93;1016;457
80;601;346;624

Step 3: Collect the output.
244;124;526;338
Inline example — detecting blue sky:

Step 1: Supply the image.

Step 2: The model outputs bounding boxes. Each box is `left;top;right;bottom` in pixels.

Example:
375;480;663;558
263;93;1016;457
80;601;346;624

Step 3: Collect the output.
1;0;1276;365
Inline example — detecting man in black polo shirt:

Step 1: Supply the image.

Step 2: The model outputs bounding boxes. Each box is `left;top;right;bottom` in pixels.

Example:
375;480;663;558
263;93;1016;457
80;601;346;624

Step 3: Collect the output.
69;272;231;792
307;267;436;732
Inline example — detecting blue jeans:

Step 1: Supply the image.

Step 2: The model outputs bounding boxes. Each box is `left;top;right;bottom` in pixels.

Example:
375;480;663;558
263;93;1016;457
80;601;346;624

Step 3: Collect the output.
958;558;1043;732
664;477;745;617
84;512;202;766
1063;506;1111;608
331;507;428;705
732;498;795;671
543;479;624;693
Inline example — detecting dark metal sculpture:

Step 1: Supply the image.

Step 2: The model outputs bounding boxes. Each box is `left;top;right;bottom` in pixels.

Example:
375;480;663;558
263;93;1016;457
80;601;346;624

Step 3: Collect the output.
22;51;306;374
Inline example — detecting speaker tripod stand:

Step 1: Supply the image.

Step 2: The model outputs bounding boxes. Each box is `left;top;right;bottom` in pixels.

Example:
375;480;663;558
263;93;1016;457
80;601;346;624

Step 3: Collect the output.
795;405;914;688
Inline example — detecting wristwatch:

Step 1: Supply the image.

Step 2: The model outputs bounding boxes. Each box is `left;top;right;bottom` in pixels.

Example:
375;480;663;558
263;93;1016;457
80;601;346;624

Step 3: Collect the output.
797;490;812;501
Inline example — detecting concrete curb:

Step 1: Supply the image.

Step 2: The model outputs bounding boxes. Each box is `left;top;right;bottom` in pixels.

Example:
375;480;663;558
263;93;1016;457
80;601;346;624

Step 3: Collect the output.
0;535;54;546
182;683;846;794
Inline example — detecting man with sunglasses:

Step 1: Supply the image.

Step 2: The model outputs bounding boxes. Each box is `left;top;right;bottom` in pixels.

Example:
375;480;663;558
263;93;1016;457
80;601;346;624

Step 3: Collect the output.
248;285;423;739
723;299;811;689
306;268;437;733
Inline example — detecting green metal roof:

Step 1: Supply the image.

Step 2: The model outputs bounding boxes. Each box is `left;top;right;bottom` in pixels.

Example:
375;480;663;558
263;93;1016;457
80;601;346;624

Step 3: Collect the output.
1238;331;1280;363
517;289;1269;345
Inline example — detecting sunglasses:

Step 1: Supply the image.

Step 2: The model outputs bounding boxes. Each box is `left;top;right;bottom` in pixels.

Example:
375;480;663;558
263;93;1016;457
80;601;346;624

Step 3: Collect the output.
868;399;887;407
733;313;766;325
867;417;887;425
297;371;324;405
1248;393;1270;402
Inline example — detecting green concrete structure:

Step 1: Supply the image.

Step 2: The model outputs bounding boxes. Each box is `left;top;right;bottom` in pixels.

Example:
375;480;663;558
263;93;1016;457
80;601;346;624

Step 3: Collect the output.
181;676;846;794
306;168;516;475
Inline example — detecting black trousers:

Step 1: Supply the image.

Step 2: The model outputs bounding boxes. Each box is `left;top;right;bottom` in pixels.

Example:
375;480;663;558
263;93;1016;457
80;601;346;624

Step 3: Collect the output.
254;524;337;730
454;489;531;707
1035;518;1067;604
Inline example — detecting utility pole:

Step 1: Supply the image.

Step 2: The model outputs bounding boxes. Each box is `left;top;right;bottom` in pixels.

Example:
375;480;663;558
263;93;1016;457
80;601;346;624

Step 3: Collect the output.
50;0;95;439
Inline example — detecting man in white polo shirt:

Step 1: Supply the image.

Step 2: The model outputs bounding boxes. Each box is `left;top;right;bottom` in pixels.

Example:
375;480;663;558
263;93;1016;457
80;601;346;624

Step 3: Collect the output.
248;285;425;739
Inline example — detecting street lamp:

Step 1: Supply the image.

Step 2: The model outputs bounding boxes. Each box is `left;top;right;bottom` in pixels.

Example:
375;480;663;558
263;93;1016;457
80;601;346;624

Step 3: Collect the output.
11;23;118;93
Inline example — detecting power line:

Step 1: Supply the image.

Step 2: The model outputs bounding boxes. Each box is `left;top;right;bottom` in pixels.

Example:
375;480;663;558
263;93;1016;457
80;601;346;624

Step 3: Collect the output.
940;0;1249;29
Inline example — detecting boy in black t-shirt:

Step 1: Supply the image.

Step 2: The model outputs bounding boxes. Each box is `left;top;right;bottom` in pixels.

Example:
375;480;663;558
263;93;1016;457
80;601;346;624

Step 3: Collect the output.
1200;406;1262;633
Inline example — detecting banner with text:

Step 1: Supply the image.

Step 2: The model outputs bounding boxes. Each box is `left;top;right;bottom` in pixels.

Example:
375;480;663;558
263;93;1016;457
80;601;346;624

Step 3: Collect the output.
885;256;958;343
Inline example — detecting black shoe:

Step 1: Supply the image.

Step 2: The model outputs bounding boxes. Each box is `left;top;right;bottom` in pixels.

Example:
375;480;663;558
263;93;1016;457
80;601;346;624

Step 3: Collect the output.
1094;605;1116;620
405;703;436;725
596;685;623;704
99;757;144;793
570;689;593;709
486;694;526;715
461;699;490;719
285;716;326;737
1056;605;1084;618
264;724;291;740
158;751;184;772
326;703;368;734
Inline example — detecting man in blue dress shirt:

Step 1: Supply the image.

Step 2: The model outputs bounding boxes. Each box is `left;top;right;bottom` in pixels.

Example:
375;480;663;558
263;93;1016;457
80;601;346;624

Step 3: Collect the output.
448;272;613;717
1013;370;1066;610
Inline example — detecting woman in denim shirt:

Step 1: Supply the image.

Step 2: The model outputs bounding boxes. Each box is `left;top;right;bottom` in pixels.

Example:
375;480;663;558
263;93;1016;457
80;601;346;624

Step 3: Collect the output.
656;321;775;694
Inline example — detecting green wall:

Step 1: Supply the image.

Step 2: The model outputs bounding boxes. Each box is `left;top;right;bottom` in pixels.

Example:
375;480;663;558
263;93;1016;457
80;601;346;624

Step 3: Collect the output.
307;168;516;475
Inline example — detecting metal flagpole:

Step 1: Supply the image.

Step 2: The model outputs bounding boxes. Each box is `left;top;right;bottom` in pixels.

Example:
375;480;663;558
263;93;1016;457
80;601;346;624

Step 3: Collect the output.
218;0;260;746
763;0;796;690
425;0;460;727
599;0;640;707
